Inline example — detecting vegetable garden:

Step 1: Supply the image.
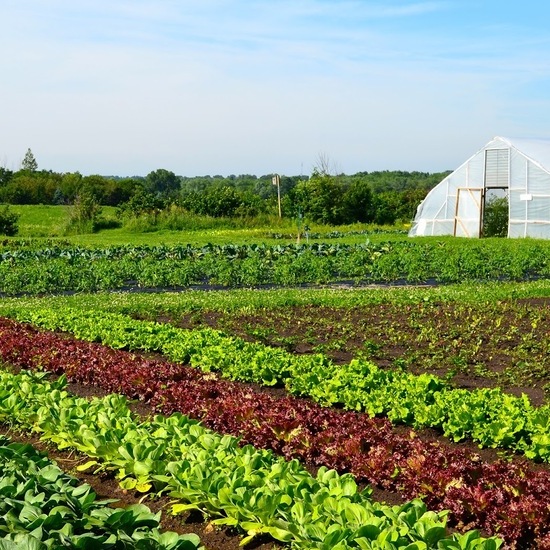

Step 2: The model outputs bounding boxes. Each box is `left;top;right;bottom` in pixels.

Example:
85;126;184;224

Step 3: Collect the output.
2;232;550;548
1;237;550;295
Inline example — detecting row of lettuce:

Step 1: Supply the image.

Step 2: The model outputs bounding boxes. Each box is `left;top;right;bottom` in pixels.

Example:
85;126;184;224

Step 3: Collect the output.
0;316;549;546
0;434;201;549
0;369;500;550
1;239;550;294
6;307;550;461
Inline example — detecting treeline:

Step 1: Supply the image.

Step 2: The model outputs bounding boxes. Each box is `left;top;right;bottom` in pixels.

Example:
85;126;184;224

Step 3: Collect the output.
0;153;449;226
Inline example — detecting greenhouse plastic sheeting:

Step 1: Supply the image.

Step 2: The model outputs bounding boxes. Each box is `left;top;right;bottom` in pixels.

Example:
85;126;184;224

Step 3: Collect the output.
409;136;550;239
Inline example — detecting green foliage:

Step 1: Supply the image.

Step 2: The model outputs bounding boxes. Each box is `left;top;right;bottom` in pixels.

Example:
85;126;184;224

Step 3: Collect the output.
0;206;19;236
342;179;375;223
0;369;500;549
0;433;201;549
20;148;38;172
180;186;266;218
291;172;345;224
0;164;443;227
0;171;143;208
145;169;180;196
0;171;62;204
0;168;13;188
2;237;550;294
120;187;166;218
11;305;550;461
286;173;431;226
483;196;508;237
63;192;103;235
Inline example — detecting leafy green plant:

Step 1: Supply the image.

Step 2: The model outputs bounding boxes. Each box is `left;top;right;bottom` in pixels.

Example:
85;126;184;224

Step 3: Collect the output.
5;307;550;462
63;192;102;235
0;435;201;549
2;318;548;545
0;369;502;550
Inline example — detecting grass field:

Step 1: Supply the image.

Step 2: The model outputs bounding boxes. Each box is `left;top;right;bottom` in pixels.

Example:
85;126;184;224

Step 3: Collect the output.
6;204;409;246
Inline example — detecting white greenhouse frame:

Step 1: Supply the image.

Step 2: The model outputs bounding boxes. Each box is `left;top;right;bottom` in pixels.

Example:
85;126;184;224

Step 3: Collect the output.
409;136;550;239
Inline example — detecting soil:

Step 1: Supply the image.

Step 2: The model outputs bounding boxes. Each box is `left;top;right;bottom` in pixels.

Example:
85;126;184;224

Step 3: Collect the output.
5;373;542;549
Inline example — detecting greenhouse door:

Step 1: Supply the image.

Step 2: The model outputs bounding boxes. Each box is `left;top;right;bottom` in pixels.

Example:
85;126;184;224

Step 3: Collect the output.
454;188;483;237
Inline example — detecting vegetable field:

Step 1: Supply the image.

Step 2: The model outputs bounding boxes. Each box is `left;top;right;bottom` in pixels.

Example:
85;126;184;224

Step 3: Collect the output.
2;233;550;548
2;237;550;295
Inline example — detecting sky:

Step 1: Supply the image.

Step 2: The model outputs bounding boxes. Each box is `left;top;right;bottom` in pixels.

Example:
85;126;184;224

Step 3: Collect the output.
2;1;550;177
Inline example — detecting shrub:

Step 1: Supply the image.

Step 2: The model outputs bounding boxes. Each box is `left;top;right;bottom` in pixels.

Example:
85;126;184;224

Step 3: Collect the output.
63;192;102;235
0;205;19;236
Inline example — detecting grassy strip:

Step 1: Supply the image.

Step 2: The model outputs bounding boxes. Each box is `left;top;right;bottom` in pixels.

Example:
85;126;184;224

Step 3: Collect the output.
0;369;500;550
5;307;550;462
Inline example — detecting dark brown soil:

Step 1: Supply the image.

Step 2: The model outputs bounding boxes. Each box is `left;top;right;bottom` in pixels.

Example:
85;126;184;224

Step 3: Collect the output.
5;371;540;550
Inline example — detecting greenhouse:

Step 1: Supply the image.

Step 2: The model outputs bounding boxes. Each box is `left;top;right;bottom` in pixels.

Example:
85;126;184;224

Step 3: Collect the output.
409;136;550;238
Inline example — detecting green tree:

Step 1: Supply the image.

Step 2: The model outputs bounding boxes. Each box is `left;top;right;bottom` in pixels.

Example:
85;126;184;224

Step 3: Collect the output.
122;187;165;217
21;148;38;172
3;170;61;204
0;167;13;188
181;186;241;217
342;179;375;223
290;172;345;224
145;169;180;196
102;177;142;206
372;191;400;225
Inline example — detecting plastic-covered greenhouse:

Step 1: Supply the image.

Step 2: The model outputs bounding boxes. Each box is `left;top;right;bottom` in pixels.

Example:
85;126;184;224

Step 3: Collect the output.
409;136;550;238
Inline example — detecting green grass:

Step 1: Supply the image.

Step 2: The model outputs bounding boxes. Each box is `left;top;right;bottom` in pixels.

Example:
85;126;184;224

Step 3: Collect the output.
4;204;409;246
8;204;70;237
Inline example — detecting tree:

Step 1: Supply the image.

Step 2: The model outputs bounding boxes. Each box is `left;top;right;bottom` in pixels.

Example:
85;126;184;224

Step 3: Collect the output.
21;148;38;172
145;169;180;196
0;167;13;187
122;187;165;217
313;152;340;178
289;171;345;225
342;179;375;223
372;191;401;225
2;170;61;204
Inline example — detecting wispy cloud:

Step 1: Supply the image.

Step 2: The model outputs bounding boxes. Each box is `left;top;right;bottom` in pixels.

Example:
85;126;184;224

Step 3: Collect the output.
1;1;550;175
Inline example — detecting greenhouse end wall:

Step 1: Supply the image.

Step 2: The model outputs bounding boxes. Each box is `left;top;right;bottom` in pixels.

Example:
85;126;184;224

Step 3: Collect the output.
409;137;550;239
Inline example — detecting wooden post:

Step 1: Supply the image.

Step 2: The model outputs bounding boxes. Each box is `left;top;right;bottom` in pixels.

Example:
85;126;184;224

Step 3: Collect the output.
272;175;282;218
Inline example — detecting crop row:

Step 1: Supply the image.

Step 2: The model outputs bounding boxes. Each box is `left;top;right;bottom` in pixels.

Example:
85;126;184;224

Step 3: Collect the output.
0;243;380;263
0;435;201;549
0;317;548;546
2;239;550;294
0;368;500;550
8;308;550;462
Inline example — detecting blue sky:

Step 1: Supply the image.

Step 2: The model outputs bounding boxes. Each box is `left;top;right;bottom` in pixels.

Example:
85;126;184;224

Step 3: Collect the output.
2;1;550;177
